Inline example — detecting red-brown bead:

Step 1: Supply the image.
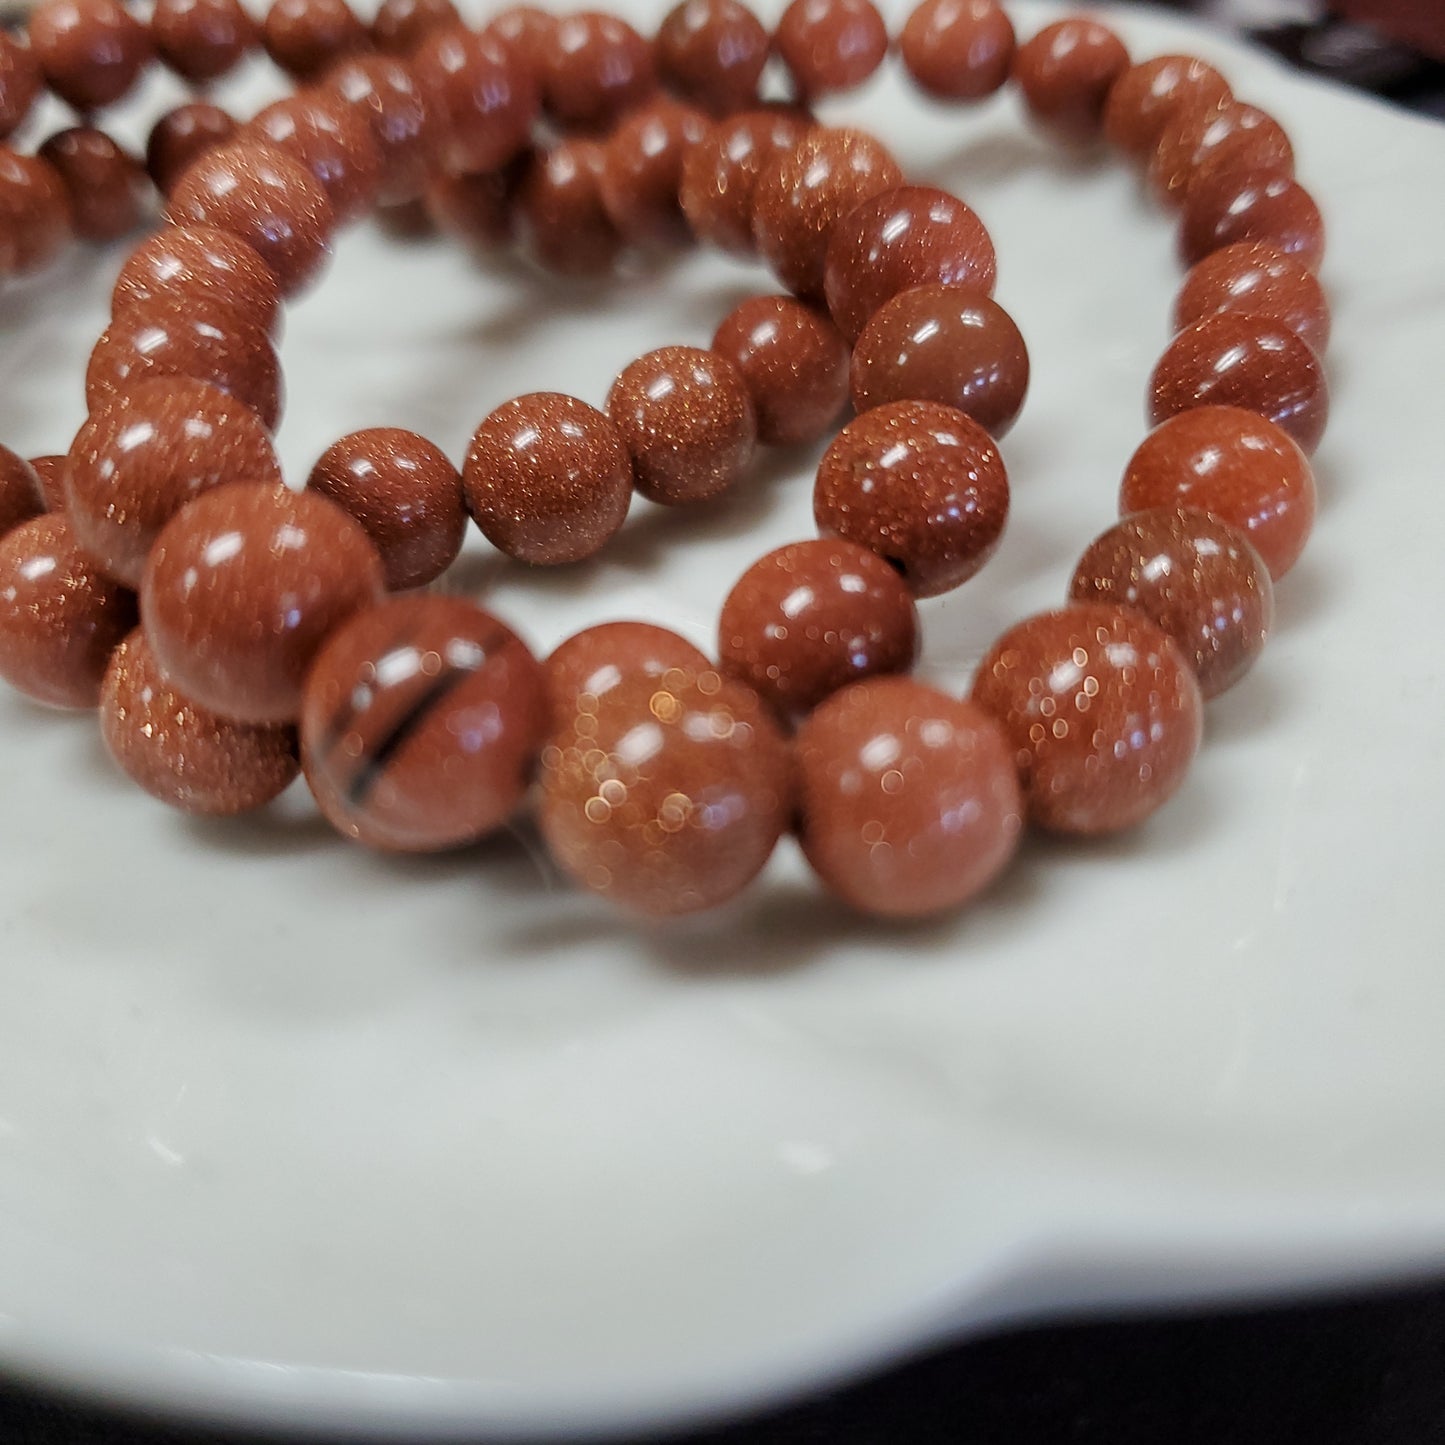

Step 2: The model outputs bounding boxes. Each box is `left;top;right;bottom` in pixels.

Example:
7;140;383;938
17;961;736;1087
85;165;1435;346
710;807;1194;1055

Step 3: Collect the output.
28;455;68;513
0;34;41;140
1180;171;1325;272
0;446;43;538
146;104;239;197
1173;240;1329;355
774;0;889;98
599;98;709;249
38;126;147;243
1012;17;1130;144
29;0;152;112
151;0;256;82
515;139;623;277
371;0;459;55
537;12;655;133
546;621;710;724
323;52;436;205
1102;54;1231;158
899;0;1015;102
1149;99;1292;207
263;0;370;80
412;24;538;176
655;0;769;115
0;148;70;276
246;91;383;226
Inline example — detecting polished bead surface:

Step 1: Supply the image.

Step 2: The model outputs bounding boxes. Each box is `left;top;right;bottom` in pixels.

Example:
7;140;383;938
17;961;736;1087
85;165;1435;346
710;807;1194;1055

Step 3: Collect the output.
27;454;67;513
0;446;42;538
1012;17;1130;144
1102;54;1230;158
301;593;546;851
538;12;655;133
0;148;70;276
38;126;146;243
247;92;382;225
607;346;757;506
1150;99;1292;207
67;377;282;587
101;630;299;815
515;139;623;277
1180;171;1325;272
87;296;282;432
814;399;1008;597
899;0;1015;102
263;0;370;80
655;0;768;114
718;538;919;717
851;283;1028;436
1148;313;1328;456
1119;405;1316;580
166;141;335;296
545;621;710;723
146;104;238;197
424;160;522;253
711;293;849;446
822;184;996;342
971;603;1203;835
483;5;557;81
0;513;137;708
538;665;794;916
1070;507;1273;700
796;677;1022;917
599;98;709;248
751;126;903;298
151;0;256;82
412;24;538;176
1173;241;1329;354
774;0;888;97
323;53;436;205
142;482;385;723
677;108;812;257
465;393;632;565
371;0;458;54
0;34;41;140
29;0;151;111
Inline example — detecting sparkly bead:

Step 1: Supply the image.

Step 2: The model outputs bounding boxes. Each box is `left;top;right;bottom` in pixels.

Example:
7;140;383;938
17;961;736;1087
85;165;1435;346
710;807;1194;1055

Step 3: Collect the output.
1119;405;1316;580
1149;100;1291;207
774;0;888;98
655;0;769;115
87;296;283;432
1012;17;1130;145
0;34;42;139
822;184;996;342
29;0;151;112
323;53;436;205
546;621;710;722
412;24;538;176
814;400;1008;597
1148;313;1328;456
971;603;1203;835
1173;241;1329;355
101;630;299;815
796;677;1022;917
263;0;370;81
424;160;523;254
598;97;709;249
38;127;146;243
151;0;256;83
1102;54;1230;159
1180;170;1325;272
515;139;623;277
899;0;1015;103
718;538;918;717
246;91;383;226
538;665;794;916
711;294;849;447
0;514;137;709
371;0;458;55
677;108;812;257
751;126;902;298
1070;507;1273;700
464;393;632;565
851;283;1029;436
538;12;655;134
67;377;282;587
166;141;336;297
27;454;67;513
0;148;70;277
301;594;546;851
146;104;238;197
483;6;557;83
607;346;757;506
0;446;43;538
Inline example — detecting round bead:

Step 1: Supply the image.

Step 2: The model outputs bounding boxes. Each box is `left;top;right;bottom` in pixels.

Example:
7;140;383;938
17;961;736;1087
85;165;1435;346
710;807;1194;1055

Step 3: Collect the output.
141;483;385;724
29;0;151;112
323;53;436;206
606;347;757;507
166;141;336;297
1012;17;1130;145
1119;405;1316;580
1148;313;1328;456
28;454;67;514
515;139;623;277
151;0;256;82
307;427;465;591
412;24;538;176
598;98;709;249
796;677;1022;917
0;148;70;277
774;0;888;97
246;92;383;226
0;34;42;140
971;604;1204;835
814;400;1008;598
301;594;546;852
262;0;370;81
538;665;793;917
545;621;710;723
464;393;632;565
87;297;282;432
424;160;522;254
0;446;42;538
483;6;557;82
1150;100;1292;207
711;293;849;446
1070;507;1273;700
537;12;655;134
38;127;146;243
822;184;996;342
0;514;137;709
718;538;919;716
1102;54;1231;158
899;0;1015;102
850;283;1029;436
146;104;238;197
101;630;299;815
677;108;812;257
752;126;903;298
655;0;769;115
1180;171;1325;272
371;0;459;55
67;377;282;587
1173;241;1329;355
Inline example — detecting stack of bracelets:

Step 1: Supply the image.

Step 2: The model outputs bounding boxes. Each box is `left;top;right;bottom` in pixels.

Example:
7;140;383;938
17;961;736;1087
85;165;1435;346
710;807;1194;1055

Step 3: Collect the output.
0;0;1327;919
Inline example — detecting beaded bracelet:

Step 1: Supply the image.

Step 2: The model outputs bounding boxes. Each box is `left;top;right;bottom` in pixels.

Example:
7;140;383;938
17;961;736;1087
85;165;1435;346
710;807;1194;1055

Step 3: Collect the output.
0;0;1328;922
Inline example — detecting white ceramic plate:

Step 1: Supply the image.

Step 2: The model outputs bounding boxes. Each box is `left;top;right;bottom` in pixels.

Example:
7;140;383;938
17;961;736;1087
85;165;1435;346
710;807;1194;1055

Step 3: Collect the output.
2;1;1444;1437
